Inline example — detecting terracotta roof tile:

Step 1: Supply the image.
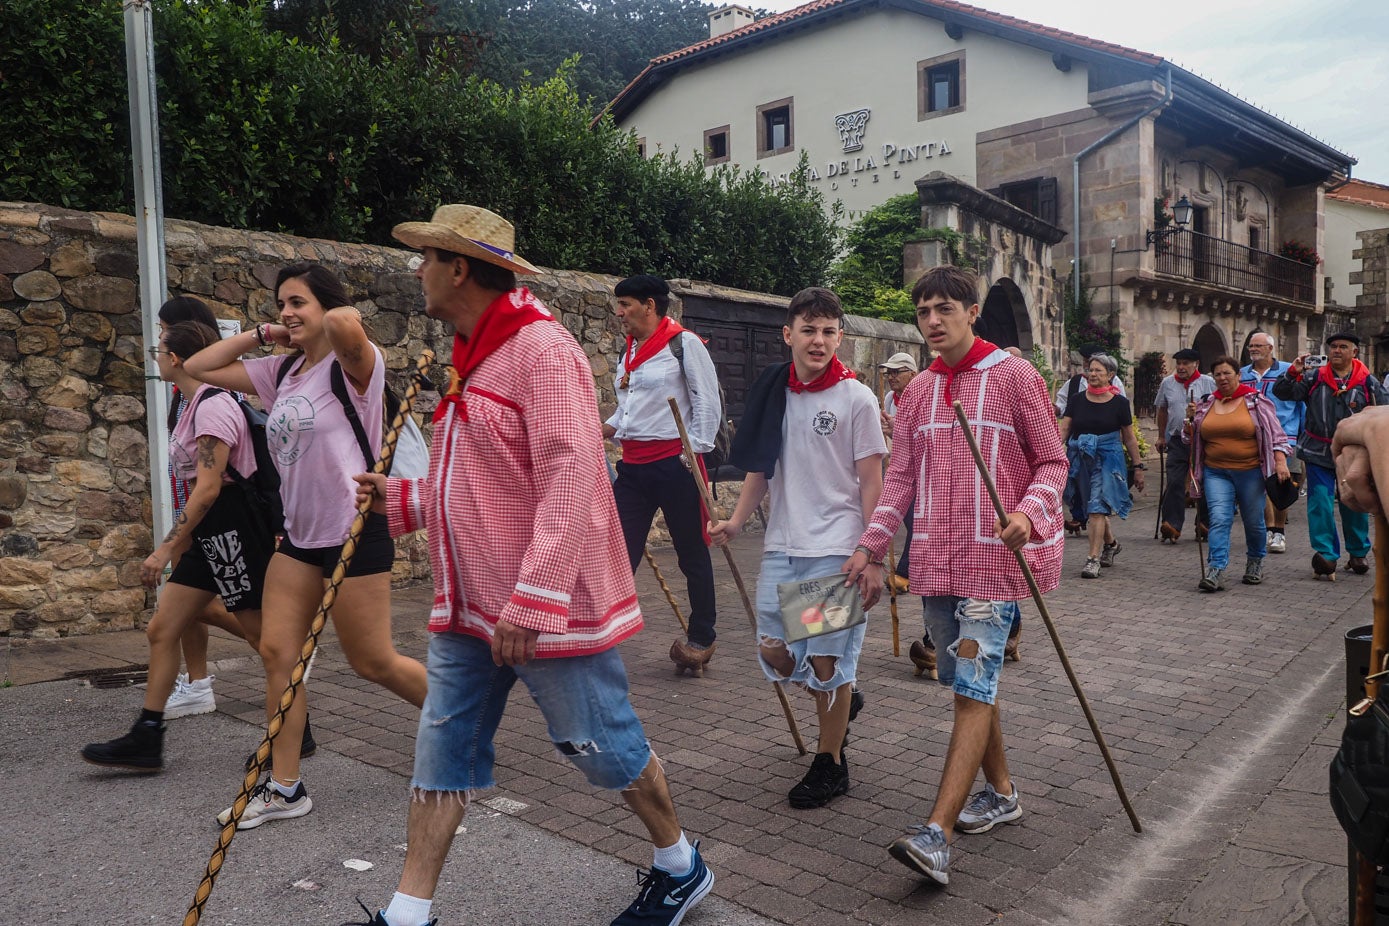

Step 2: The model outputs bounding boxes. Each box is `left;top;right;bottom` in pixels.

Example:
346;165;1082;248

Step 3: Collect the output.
1327;179;1389;210
651;0;1162;67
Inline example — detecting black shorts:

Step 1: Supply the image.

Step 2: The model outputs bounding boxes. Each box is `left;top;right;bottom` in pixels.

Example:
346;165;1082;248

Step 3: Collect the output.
276;512;394;578
169;484;275;612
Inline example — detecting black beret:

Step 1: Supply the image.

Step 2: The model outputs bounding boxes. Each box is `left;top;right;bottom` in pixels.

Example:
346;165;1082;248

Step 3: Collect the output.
1326;331;1360;346
1173;348;1201;361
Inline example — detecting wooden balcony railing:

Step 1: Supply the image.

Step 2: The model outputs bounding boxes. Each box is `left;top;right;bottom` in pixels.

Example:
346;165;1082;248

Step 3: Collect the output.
1154;229;1315;304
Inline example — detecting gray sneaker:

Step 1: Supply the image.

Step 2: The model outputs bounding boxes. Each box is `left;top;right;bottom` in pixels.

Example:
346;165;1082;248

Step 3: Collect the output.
1242;557;1264;585
955;783;1022;834
1198;566;1225;592
1081;557;1101;579
1099;541;1121;567
888;822;951;885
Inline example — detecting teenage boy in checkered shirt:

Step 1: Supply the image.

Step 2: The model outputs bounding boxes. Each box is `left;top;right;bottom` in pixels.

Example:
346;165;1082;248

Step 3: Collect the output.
845;266;1068;885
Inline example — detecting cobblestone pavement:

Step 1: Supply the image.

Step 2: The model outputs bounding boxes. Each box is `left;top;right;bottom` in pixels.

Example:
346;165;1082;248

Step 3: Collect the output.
9;504;1364;924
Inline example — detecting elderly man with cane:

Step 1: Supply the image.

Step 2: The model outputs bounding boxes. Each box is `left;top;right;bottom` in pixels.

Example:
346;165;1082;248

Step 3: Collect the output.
352;205;713;926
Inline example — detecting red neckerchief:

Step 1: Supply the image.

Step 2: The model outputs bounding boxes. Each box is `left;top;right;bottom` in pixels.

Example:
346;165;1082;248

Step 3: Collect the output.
619;316;688;390
788;354;855;393
1086;385;1121;396
928;337;998;406
1218;384;1259;400
1173;369;1200;387
435;288;554;424
1318;359;1369;396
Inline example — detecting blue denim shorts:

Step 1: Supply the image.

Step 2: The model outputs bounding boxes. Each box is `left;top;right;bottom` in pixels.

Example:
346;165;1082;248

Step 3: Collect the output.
412;631;652;794
921;597;1019;705
754;552;866;692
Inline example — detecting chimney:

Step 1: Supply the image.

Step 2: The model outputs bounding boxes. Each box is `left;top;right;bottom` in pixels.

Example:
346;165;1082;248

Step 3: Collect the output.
708;4;755;39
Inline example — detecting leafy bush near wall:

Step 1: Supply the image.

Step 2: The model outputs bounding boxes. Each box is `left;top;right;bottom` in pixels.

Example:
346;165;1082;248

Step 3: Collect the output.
0;0;838;295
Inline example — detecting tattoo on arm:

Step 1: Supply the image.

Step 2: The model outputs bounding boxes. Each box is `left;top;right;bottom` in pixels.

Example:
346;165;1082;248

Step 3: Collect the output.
196;435;221;471
162;509;188;545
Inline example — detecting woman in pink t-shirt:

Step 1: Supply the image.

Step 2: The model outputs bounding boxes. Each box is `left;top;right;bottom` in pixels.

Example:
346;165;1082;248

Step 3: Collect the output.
82;321;276;772
186;264;427;829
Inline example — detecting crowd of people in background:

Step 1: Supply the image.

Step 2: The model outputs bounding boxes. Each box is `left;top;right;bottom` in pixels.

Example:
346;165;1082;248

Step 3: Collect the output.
73;197;1389;925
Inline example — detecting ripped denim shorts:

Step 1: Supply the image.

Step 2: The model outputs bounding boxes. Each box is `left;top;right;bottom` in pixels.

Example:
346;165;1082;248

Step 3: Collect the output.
921;597;1019;705
412;631;652;794
754;552;866;693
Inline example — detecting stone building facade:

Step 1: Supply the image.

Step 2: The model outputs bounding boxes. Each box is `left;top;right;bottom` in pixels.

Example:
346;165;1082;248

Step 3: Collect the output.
0;203;920;638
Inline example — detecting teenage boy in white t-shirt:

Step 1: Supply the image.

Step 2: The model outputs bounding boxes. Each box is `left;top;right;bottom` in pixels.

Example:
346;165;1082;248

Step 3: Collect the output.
710;287;886;809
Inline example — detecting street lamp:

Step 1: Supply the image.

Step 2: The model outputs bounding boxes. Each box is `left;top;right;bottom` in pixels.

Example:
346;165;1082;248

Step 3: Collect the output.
1147;195;1193;247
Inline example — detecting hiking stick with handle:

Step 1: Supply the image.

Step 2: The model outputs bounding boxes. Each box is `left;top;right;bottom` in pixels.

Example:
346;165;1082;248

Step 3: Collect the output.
1154;448;1165;539
952;401;1142;833
877;374;902;656
668;398;807;756
183;351;435;926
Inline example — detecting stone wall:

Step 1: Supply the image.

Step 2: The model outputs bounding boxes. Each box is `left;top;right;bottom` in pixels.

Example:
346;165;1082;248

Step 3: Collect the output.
0;203;917;637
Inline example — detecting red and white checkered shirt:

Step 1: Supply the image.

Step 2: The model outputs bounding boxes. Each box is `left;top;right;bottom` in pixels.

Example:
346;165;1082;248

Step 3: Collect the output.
385;318;642;657
860;349;1068;601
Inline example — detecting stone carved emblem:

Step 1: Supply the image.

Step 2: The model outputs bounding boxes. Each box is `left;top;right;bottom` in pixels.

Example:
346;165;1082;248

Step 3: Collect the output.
834;108;871;153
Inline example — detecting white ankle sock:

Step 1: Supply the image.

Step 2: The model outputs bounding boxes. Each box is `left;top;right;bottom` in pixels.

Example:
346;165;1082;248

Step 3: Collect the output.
653;833;693;876
383;891;432;926
271;777;300;798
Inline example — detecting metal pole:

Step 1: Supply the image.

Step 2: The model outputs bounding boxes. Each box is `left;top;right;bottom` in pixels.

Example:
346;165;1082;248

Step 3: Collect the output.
123;0;172;547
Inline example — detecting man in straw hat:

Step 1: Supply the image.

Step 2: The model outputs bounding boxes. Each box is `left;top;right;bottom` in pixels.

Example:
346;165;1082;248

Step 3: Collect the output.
602;274;724;675
353;205;714;926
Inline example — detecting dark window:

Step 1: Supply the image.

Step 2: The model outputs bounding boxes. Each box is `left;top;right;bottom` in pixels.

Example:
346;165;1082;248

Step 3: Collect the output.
635;137;646;159
926;60;960;112
1248;226;1261;264
993;177;1058;225
704;125;730;164
756;99;794;157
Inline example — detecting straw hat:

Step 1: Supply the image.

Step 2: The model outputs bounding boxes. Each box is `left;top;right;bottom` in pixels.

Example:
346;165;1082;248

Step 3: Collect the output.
392;204;540;274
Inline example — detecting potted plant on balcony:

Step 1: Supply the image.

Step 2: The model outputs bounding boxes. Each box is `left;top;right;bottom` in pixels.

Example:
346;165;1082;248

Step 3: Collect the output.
1278;239;1320;265
1274;240;1318;301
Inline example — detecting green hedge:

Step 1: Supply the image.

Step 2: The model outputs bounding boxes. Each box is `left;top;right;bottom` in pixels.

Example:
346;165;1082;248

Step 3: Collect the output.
0;0;837;295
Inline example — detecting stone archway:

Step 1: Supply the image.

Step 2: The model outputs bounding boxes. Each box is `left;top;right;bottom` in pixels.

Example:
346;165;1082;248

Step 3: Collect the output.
1193;322;1228;373
976;277;1033;352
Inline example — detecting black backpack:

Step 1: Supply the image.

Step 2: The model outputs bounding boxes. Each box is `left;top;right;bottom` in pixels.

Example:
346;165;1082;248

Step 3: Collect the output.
1332;687;1389;864
669;332;736;483
189;388;284;536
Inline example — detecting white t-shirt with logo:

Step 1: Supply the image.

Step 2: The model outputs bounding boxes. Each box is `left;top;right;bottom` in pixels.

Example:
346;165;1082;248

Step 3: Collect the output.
764;378;887;557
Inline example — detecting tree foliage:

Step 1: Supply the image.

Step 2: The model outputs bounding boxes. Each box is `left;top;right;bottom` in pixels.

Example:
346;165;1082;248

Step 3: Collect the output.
831;193;922;324
0;0;837;295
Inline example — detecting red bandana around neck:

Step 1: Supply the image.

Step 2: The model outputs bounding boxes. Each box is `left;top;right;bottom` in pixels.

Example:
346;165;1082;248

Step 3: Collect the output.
1318;358;1369;395
619;316;688;389
1086;384;1121;396
435;288;554;423
1173;369;1201;387
788;354;855;393
928;338;999;405
1218;384;1259;400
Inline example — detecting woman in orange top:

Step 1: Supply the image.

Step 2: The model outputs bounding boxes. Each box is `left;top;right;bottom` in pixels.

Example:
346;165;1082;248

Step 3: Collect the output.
1190;356;1291;591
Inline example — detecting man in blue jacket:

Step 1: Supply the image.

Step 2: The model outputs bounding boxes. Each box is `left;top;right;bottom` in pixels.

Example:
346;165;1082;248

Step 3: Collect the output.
1274;332;1389;579
1240;332;1303;554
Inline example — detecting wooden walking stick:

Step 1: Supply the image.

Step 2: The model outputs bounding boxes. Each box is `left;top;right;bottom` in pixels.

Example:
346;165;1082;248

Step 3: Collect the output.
1354;510;1389;925
667;397;807;756
951;401;1142;833
1153;448;1166;540
183;351;435;926
645;547;689;634
877;375;902;655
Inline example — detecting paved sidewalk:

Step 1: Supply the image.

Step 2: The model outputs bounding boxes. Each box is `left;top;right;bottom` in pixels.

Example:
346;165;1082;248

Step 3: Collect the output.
1;503;1363;924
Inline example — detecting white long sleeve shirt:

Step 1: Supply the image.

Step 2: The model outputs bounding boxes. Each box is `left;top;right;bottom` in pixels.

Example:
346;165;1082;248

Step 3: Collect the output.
605;331;722;454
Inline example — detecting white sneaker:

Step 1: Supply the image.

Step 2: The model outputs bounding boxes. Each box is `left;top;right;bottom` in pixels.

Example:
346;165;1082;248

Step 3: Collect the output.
217;778;312;830
1268;532;1287;554
163;673;216;719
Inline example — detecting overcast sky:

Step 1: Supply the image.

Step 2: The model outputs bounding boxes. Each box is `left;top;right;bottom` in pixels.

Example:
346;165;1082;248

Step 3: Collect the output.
748;0;1388;183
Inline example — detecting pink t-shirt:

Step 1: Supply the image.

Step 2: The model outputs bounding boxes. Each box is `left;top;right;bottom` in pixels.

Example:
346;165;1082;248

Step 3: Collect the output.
171;385;257;486
244;348;385;548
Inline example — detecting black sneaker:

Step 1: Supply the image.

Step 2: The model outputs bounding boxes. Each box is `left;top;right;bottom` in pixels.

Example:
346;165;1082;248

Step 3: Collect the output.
610;841;714;926
245;716;317;772
81;719;163;772
848;688;864;722
340;900;436;926
789;751;850;809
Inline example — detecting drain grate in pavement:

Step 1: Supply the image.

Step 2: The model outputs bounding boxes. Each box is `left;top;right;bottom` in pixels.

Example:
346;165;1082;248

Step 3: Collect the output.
64;666;149;689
